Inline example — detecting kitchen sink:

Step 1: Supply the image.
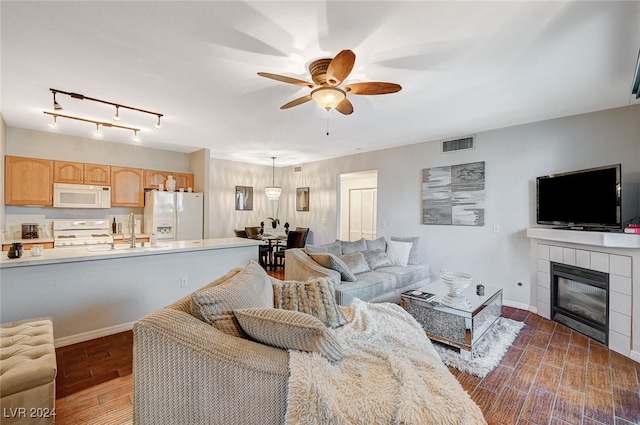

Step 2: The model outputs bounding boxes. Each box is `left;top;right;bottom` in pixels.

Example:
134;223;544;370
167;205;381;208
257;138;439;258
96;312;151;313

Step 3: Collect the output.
86;242;169;252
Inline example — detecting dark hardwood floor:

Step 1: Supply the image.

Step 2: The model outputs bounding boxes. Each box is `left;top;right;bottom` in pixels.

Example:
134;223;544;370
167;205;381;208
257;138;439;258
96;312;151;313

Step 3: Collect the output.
54;270;640;425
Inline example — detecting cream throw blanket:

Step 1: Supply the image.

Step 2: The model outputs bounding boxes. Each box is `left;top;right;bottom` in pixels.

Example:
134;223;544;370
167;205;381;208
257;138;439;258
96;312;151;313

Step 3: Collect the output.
285;299;487;425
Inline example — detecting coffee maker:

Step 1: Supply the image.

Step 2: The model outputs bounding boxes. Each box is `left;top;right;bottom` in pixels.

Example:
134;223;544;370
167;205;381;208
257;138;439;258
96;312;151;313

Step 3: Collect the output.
7;242;23;258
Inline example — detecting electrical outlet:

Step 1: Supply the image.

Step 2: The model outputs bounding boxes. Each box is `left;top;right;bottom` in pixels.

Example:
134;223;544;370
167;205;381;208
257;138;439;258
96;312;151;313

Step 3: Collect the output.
180;277;188;287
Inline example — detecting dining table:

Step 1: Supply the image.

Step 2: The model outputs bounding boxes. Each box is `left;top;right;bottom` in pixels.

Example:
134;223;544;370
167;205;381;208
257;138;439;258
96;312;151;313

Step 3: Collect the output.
261;234;287;269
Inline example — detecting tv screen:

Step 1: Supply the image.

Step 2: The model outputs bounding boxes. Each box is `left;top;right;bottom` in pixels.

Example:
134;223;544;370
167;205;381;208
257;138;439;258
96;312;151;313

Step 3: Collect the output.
536;164;621;230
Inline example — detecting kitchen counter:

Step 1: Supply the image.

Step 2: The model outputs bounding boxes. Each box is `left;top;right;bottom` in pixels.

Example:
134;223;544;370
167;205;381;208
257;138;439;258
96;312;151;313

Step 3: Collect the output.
1;237;264;345
0;237;261;268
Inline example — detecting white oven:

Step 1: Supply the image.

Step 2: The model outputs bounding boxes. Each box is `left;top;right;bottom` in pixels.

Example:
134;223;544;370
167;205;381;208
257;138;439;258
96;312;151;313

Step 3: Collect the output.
53;183;111;209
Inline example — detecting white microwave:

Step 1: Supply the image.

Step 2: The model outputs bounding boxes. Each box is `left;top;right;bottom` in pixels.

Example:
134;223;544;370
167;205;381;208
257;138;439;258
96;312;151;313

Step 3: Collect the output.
53;183;111;208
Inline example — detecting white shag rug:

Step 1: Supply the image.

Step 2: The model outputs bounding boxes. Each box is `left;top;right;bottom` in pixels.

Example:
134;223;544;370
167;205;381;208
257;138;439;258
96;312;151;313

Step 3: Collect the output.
286;299;487;425
433;317;525;378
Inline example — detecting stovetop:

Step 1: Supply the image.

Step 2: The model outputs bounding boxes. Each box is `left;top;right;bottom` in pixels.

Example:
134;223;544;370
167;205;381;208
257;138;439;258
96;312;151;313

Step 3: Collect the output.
53;220;113;247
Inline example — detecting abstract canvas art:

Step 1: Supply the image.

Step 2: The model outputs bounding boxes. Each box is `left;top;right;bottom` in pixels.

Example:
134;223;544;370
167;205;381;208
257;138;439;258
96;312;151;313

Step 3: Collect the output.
422;161;485;226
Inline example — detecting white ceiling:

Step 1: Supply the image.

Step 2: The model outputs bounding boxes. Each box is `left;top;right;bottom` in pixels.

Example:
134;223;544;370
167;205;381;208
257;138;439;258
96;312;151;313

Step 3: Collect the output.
2;1;639;167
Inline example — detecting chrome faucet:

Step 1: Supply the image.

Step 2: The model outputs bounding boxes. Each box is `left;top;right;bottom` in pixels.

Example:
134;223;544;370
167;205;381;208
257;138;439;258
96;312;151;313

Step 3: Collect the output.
128;213;136;248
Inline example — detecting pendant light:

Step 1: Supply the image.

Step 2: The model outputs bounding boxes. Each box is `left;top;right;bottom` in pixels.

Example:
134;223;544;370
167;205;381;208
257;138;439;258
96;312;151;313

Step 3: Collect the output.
265;156;281;201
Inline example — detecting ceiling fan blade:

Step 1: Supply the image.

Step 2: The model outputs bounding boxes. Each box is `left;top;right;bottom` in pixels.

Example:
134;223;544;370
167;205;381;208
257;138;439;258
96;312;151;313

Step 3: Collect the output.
257;72;314;88
344;82;402;95
326;50;356;86
280;95;312;109
335;98;354;115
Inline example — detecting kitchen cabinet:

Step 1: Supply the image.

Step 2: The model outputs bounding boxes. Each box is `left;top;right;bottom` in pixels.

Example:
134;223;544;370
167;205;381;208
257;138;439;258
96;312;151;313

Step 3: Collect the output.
84;163;111;185
144;170;194;190
172;173;194;190
111;167;144;207
144;170;169;189
54;161;111;185
5;156;54;206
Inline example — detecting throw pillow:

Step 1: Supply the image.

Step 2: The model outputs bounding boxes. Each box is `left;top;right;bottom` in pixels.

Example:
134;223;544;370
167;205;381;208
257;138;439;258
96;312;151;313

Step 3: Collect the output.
340;238;367;254
272;277;348;328
305;240;342;256
361;249;394;270
365;237;387;251
338;251;370;275
391;236;420;265
386;240;413;267
309;253;357;282
234;308;343;362
191;261;273;337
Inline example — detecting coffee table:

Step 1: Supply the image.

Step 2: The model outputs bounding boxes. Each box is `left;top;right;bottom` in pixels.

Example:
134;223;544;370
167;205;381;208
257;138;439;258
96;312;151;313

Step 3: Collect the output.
401;280;502;359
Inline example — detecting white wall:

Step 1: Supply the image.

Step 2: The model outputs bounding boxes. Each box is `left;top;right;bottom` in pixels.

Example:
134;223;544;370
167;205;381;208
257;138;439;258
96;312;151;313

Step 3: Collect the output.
275;105;640;308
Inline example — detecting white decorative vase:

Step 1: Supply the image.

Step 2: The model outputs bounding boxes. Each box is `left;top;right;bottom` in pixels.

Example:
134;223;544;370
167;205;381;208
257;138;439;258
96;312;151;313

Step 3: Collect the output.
166;175;176;192
440;269;473;308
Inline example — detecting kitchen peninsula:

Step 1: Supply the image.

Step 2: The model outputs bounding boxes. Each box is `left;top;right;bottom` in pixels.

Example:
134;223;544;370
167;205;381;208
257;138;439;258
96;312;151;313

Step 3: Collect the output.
0;237;262;346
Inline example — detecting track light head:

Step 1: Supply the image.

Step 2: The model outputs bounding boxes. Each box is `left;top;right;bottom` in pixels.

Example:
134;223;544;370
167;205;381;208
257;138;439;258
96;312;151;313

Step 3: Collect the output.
113;106;120;122
48;115;57;130
132;130;140;143
153;115;161;131
53;92;63;110
94;123;102;137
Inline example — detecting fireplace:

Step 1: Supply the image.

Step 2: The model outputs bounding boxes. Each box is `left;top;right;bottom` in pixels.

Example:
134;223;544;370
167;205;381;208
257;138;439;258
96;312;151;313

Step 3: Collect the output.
551;262;609;345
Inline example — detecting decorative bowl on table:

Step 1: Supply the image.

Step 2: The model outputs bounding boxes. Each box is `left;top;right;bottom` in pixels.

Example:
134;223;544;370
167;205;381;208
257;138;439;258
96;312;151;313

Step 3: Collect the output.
440;269;473;308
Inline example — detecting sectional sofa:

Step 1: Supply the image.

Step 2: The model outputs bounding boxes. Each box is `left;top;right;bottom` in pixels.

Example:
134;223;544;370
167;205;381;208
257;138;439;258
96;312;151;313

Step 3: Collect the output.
284;236;432;305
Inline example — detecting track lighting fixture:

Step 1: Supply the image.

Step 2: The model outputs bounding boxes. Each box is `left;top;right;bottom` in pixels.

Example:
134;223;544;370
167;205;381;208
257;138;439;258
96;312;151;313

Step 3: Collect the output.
49;88;163;130
153;115;161;131
132;130;140;143
44;111;140;139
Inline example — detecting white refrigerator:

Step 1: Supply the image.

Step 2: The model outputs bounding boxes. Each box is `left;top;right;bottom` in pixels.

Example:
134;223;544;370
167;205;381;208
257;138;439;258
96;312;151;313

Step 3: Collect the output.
144;191;203;241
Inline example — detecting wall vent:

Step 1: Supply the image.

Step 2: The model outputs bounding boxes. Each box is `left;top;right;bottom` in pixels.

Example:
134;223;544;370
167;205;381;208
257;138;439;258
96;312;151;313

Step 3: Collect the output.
294;165;302;173
441;136;475;153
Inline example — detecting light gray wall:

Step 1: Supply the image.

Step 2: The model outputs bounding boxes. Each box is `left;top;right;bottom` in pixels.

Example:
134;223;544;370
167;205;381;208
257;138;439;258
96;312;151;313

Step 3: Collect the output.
274;105;640;308
0;114;7;235
6;127;194;171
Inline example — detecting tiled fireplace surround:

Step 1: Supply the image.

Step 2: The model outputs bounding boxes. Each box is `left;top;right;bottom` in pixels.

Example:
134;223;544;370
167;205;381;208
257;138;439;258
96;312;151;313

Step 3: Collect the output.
527;228;640;361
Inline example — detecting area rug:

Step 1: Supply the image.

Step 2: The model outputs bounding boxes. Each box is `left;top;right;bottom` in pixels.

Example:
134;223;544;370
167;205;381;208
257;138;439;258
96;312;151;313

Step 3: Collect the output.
433;317;525;378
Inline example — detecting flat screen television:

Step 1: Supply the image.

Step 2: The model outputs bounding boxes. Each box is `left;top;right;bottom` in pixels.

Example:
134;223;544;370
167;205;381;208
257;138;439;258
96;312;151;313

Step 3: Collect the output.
536;164;621;231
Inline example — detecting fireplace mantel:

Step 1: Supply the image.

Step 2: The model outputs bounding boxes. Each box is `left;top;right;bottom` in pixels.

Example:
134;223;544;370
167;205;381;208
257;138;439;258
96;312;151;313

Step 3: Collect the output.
526;227;640;249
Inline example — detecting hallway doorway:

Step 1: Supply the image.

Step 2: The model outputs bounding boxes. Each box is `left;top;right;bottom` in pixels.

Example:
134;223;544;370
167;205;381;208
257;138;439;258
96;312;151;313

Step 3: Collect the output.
339;170;378;241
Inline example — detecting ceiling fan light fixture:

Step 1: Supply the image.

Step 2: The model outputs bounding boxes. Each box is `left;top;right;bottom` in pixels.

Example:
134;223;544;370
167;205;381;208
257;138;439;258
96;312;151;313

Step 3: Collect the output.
311;87;346;110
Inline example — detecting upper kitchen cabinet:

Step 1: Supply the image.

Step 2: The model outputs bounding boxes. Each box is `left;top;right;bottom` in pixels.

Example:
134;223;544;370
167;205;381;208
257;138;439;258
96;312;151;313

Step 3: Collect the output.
5;155;54;206
84;163;111;185
172;173;194;190
144;169;169;190
111;167;144;207
144;169;194;190
54;161;111;185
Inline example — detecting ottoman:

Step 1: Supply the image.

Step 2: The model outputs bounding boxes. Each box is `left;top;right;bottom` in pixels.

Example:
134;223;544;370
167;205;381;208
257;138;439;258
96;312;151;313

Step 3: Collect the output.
1;317;57;425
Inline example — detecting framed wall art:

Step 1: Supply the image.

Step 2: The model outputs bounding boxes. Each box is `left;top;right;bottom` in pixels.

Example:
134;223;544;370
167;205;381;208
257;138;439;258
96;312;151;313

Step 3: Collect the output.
235;186;253;211
296;187;310;212
421;161;485;226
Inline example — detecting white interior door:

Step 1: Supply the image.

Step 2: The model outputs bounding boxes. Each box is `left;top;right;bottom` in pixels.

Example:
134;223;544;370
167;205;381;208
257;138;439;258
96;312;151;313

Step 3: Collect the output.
349;188;377;241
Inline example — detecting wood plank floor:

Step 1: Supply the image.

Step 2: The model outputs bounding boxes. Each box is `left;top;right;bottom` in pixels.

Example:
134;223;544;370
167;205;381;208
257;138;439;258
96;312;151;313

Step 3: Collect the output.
54;273;640;424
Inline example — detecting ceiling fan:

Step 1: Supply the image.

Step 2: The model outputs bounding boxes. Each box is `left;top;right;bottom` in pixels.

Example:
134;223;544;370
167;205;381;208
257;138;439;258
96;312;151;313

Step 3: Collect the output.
257;50;401;115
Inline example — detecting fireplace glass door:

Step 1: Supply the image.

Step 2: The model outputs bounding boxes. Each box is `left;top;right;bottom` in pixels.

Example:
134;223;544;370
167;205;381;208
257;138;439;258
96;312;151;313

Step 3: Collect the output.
551;262;608;345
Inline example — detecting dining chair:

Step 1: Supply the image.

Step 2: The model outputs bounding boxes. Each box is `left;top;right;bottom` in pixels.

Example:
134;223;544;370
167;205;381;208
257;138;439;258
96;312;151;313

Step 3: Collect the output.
294;227;309;245
273;230;306;268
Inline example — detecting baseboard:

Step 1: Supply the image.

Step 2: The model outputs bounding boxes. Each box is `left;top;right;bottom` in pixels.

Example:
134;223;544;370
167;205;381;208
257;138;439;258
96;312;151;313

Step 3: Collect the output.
503;299;535;313
630;350;640;362
54;321;136;348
